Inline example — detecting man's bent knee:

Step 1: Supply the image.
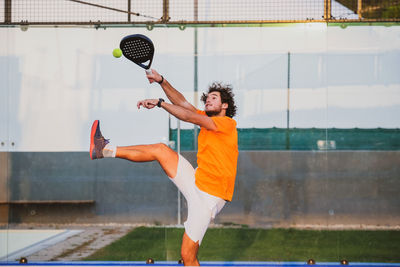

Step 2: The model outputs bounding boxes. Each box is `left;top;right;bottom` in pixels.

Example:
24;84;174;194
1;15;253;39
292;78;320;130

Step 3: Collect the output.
153;143;178;178
150;143;174;158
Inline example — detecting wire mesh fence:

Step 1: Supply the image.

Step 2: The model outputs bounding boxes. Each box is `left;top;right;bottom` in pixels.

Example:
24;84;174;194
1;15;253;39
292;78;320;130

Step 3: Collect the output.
0;0;399;26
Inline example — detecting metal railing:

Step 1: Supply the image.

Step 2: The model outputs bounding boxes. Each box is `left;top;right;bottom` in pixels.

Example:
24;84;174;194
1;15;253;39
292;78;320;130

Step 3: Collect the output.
0;0;399;26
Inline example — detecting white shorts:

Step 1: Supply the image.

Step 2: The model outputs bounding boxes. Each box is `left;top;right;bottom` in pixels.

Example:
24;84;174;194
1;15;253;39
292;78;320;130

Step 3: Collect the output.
169;154;226;245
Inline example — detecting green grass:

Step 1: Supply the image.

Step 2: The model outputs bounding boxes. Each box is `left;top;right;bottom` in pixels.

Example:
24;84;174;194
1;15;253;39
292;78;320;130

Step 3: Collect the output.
84;227;400;263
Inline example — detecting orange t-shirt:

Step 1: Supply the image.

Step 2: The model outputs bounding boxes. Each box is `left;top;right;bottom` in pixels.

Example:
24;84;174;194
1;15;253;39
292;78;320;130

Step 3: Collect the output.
195;110;239;201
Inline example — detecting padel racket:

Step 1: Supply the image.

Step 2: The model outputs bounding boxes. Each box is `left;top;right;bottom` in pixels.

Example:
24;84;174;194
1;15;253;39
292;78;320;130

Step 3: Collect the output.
120;34;154;74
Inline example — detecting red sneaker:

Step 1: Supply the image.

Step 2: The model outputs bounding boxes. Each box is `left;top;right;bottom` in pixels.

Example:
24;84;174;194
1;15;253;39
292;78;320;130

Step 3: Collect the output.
90;120;109;160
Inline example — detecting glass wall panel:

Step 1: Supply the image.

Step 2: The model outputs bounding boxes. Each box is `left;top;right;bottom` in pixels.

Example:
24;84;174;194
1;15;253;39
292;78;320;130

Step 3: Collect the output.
1;24;399;264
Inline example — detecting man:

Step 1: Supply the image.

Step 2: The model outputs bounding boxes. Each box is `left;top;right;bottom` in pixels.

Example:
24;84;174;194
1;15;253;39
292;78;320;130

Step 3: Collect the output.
90;69;238;266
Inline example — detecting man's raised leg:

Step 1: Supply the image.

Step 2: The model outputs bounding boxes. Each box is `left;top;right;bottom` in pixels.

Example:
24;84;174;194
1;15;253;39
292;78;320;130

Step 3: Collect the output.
90;120;178;178
116;144;178;178
91;120;193;263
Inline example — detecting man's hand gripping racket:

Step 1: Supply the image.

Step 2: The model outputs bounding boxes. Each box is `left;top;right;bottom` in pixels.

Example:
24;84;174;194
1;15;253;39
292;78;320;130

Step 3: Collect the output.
120;34;154;75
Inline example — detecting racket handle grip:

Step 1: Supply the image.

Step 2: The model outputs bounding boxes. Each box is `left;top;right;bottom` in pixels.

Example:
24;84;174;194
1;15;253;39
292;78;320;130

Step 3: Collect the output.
145;69;152;75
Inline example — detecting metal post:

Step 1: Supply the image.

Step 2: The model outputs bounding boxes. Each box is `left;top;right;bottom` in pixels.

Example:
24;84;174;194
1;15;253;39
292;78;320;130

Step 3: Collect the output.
193;29;199;150
127;0;131;22
193;0;199;150
168;115;171;144
162;0;170;23
177;119;181;225
194;0;198;21
286;52;291;150
324;0;331;20
5;0;11;24
357;0;362;20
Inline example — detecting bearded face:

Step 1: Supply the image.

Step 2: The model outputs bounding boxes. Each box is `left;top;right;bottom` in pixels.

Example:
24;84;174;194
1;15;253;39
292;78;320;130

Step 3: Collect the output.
204;91;227;117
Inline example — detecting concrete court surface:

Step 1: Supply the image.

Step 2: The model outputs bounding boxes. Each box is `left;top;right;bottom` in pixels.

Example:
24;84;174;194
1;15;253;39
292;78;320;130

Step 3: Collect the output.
0;225;133;262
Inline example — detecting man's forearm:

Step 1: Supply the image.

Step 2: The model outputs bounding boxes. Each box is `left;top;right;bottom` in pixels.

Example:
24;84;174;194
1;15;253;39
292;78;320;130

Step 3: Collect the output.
137;98;214;130
159;101;216;131
160;101;195;123
160;79;196;111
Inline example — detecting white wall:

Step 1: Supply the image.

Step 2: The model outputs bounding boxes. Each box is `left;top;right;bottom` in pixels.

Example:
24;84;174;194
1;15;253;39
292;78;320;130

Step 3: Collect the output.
0;24;399;151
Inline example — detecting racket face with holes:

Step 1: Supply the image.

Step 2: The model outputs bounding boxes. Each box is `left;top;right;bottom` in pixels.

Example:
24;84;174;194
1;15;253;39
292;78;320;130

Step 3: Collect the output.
120;34;154;70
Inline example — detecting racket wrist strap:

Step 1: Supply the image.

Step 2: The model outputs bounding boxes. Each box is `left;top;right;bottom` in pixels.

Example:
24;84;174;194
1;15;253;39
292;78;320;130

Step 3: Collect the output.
158;75;164;84
157;98;165;108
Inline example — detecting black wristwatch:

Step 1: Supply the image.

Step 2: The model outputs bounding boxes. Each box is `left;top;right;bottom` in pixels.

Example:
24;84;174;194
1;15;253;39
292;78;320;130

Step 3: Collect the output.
157;98;165;108
158;75;164;84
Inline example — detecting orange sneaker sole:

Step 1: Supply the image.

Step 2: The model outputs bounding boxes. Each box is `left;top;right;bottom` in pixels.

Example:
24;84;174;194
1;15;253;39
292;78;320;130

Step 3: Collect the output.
90;120;99;160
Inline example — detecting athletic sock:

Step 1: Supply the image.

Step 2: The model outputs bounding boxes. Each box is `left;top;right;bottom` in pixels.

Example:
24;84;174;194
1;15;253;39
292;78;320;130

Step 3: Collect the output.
103;144;116;158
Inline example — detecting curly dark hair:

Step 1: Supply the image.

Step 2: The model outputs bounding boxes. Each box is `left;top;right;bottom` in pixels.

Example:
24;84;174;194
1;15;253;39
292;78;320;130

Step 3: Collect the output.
201;82;237;118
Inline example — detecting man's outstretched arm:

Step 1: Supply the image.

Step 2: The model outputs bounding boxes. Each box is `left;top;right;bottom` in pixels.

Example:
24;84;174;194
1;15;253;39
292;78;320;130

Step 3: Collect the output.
137;99;217;131
146;69;197;112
